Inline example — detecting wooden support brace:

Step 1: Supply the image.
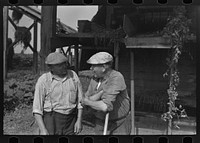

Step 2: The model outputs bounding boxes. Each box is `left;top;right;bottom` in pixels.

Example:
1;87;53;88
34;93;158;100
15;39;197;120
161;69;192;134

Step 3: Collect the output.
114;41;119;70
7;21;36;55
74;46;79;74
28;43;42;58
8;16;17;29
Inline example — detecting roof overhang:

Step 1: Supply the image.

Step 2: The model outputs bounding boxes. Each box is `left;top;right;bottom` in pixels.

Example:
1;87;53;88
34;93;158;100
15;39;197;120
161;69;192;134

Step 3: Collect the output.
124;36;171;49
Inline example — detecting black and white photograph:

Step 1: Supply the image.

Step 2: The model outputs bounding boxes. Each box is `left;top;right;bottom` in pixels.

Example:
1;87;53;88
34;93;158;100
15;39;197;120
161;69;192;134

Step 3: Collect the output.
3;5;197;135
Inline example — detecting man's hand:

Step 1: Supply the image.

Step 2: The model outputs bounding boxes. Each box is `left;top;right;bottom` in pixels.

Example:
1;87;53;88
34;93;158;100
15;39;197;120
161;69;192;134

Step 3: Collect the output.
81;96;89;106
74;118;82;134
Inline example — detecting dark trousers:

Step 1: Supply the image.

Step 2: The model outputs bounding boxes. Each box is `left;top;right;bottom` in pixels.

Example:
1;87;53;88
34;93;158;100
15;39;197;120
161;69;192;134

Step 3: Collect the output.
43;111;77;135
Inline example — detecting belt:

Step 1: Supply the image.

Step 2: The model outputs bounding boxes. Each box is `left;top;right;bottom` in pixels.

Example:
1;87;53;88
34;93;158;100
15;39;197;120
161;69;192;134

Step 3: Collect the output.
110;111;130;122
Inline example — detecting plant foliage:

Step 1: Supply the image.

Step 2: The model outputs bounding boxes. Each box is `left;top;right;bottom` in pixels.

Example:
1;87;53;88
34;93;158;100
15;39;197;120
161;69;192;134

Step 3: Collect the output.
161;6;191;131
14;27;32;49
12;9;23;24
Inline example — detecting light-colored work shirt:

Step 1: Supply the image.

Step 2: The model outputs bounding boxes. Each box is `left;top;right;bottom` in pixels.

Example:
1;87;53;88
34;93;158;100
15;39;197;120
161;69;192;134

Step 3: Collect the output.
85;70;130;120
33;70;83;116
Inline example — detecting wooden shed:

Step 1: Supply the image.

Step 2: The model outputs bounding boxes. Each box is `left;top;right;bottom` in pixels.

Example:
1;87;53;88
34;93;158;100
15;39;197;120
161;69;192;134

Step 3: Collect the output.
78;6;197;134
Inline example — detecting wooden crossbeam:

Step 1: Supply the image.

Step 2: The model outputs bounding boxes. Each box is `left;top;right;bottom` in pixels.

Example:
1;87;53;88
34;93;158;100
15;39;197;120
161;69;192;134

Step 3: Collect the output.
9;6;40;22
8;16;17;29
7;21;36;55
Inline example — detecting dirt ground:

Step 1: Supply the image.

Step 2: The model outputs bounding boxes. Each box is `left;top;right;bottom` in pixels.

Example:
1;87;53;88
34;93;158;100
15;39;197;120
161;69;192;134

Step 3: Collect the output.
3;106;95;135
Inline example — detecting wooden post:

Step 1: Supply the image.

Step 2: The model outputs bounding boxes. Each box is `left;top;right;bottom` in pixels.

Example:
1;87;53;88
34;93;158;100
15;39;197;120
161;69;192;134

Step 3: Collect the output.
33;20;38;74
3;6;8;81
40;6;57;73
106;6;113;29
74;46;79;74
114;41;119;70
78;48;82;70
196;7;200;71
130;49;135;135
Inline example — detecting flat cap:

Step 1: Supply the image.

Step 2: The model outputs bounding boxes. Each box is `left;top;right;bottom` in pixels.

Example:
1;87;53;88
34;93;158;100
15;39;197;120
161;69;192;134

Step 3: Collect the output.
87;52;113;64
45;52;68;65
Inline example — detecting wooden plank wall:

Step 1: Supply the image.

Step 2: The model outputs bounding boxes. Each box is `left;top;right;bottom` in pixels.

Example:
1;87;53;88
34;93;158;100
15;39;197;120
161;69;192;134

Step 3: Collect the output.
118;47;196;98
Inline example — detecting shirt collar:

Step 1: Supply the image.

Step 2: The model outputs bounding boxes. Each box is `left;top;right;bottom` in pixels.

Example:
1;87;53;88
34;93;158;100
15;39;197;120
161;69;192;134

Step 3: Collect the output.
49;71;69;82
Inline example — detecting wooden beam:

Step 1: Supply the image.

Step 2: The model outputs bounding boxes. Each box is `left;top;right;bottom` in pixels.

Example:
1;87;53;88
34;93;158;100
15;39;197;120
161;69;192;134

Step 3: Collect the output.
17;6;41;20
8;16;17;29
51;37;78;49
78;49;82;70
74;46;79;74
3;6;8;80
33;21;38;74
106;6;113;29
114;41;119;70
10;6;40;22
125;36;171;49
28;43;36;53
40;6;57;73
57;32;110;38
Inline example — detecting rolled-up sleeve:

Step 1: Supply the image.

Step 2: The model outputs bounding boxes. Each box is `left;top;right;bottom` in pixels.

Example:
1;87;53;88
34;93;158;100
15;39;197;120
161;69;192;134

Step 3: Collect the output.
32;76;46;115
77;79;83;109
101;75;126;112
72;71;84;109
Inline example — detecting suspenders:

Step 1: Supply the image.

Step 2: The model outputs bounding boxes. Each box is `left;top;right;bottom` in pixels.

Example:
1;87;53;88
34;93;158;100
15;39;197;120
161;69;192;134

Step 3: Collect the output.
45;71;76;112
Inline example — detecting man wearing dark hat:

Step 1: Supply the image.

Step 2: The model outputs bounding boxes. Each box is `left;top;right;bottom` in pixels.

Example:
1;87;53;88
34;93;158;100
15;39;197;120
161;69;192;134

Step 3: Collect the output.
33;52;83;135
81;52;131;135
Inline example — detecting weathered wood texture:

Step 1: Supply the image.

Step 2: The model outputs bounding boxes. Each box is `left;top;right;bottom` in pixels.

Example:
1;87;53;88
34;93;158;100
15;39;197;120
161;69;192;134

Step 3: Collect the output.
33;21;38;74
40;6;57;73
3;6;8;80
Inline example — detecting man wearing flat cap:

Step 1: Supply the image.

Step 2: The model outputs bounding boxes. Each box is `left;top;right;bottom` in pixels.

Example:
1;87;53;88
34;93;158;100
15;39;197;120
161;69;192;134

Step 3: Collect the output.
81;52;131;135
33;52;83;135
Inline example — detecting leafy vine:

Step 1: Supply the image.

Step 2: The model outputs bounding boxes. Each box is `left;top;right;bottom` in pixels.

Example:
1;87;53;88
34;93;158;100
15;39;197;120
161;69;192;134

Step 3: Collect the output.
161;6;191;132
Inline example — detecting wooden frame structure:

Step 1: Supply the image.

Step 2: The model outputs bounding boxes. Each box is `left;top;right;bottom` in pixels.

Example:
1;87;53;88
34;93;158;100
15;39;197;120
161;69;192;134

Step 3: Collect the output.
3;5;199;135
39;6;198;135
3;6;77;77
126;37;171;134
3;6;40;80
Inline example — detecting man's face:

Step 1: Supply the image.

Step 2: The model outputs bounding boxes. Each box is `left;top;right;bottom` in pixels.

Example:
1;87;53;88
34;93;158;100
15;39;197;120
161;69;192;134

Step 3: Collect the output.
90;64;105;78
50;62;68;76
